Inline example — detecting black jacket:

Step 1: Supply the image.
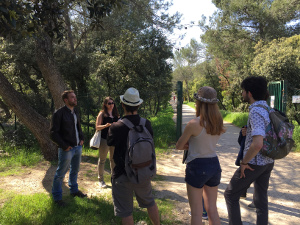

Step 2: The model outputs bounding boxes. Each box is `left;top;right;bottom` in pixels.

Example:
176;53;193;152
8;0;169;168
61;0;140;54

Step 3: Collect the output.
50;105;84;150
107;115;153;179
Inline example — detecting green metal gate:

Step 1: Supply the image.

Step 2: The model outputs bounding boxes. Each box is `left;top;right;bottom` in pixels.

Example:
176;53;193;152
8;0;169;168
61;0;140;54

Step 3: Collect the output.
268;81;287;113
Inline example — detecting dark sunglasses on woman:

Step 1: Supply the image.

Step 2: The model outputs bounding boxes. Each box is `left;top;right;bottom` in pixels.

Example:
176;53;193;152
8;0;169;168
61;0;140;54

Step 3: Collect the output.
107;102;114;105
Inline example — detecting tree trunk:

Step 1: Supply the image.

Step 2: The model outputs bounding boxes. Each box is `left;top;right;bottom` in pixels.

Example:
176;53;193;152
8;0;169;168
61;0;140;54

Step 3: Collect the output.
0;71;58;161
35;35;66;110
0;99;11;120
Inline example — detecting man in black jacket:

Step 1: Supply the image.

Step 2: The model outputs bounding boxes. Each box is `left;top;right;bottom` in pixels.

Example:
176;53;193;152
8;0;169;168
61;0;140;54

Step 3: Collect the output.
50;90;86;206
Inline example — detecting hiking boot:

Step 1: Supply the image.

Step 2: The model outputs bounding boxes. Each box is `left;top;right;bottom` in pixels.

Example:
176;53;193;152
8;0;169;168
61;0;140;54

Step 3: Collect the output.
202;211;208;220
99;181;107;188
71;190;87;198
248;202;256;210
54;200;66;207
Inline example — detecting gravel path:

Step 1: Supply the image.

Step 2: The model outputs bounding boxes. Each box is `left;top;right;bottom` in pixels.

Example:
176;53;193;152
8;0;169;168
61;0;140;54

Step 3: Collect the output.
155;104;300;225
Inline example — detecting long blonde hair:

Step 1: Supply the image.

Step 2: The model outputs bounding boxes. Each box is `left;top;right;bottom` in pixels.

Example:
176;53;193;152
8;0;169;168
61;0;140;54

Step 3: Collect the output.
196;100;225;135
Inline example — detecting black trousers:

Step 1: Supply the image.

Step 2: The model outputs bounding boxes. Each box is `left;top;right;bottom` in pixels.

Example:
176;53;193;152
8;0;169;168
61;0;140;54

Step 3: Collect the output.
224;163;274;225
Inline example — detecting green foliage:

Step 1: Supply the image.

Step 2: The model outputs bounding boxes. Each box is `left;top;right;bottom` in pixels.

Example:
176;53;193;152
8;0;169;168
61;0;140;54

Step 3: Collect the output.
0;125;39;149
150;105;176;151
0;146;43;175
293;124;300;152
185;102;195;109
252;35;300;88
220;110;249;128
0;192;178;225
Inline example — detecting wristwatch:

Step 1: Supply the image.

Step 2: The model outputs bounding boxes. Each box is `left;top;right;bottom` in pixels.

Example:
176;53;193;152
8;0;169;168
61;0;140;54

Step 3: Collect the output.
240;160;248;165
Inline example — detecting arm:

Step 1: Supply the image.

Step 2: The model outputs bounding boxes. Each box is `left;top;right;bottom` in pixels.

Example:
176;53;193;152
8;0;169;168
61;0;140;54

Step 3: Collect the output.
240;135;263;178
75;109;84;146
107;123;117;146
176;120;197;150
50;110;69;150
96;112;111;131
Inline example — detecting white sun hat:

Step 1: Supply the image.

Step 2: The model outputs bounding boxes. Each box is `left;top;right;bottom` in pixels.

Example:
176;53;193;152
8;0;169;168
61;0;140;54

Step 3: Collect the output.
120;87;143;106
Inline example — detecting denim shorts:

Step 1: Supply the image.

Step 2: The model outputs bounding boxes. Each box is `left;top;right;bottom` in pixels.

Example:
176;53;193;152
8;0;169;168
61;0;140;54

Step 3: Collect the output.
185;157;222;188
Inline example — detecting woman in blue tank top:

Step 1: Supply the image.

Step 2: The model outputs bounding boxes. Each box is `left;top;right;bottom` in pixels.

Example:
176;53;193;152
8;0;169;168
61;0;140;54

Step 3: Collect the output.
96;97;119;188
176;86;225;225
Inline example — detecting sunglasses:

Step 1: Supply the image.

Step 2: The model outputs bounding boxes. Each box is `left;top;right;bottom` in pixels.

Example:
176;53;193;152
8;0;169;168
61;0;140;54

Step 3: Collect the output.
107;102;114;105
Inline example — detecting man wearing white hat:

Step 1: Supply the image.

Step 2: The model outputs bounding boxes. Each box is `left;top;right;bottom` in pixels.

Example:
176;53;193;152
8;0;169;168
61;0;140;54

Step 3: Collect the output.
107;87;160;225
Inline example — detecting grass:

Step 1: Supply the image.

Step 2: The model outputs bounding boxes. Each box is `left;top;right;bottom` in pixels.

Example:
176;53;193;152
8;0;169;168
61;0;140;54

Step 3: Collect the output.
0;146;43;176
149;105;177;154
0;192;178;225
184;101;195;109
220;110;249;128
292;124;300;152
0;104;179;225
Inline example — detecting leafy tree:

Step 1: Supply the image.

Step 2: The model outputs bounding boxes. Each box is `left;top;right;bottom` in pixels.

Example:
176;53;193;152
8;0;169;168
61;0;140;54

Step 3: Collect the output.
172;39;204;101
199;0;300;110
252;35;300;87
0;0;179;160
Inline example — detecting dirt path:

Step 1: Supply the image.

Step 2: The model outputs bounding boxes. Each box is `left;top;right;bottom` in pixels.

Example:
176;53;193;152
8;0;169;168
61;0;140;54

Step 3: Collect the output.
1;104;300;225
157;103;300;225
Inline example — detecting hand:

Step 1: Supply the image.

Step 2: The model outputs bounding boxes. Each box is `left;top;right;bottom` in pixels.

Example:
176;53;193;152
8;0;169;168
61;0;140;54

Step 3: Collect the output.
240;164;254;178
183;142;189;150
105;123;111;128
242;127;247;136
65;146;72;152
79;140;84;146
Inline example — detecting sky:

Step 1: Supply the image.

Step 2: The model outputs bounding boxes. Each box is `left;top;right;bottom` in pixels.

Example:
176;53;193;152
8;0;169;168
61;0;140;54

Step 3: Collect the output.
168;0;217;49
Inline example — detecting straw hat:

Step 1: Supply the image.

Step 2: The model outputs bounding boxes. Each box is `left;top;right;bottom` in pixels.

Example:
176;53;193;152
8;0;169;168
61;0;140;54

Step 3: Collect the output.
120;87;143;106
194;86;219;104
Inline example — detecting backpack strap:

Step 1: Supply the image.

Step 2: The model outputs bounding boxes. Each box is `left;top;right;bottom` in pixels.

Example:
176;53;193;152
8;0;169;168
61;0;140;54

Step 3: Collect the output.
120;118;135;129
139;117;146;127
255;104;270;112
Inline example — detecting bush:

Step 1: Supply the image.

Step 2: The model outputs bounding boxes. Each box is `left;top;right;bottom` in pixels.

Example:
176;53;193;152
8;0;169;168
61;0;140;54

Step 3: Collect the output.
0;124;38;150
220;110;248;128
293;124;300;152
149;105;176;150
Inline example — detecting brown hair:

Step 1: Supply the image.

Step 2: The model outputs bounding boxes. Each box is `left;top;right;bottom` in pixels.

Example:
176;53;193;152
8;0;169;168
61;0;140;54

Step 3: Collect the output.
101;96;119;118
196;100;225;135
123;103;139;114
61;90;74;102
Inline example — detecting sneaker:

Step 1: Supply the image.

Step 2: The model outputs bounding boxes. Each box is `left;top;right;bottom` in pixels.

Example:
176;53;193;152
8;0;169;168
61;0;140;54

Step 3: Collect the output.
99;181;107;188
248;202;256;210
202;212;208;220
71;190;87;198
54;200;66;207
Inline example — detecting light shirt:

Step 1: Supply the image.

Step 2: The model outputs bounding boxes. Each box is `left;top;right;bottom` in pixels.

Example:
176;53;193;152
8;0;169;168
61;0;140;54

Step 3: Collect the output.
72;111;80;145
244;100;274;165
186;120;220;163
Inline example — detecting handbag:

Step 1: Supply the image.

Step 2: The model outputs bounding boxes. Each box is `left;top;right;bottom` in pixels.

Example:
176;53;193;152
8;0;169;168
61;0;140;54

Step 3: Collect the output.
182;150;188;164
89;130;101;150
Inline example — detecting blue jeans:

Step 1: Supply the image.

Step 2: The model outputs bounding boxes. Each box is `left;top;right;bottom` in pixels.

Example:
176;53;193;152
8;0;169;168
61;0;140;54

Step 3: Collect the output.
52;145;82;201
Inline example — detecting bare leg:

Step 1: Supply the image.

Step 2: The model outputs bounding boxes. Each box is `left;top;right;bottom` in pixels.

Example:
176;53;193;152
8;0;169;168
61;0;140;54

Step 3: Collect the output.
203;185;220;225
122;215;134;225
147;203;160;225
186;183;203;225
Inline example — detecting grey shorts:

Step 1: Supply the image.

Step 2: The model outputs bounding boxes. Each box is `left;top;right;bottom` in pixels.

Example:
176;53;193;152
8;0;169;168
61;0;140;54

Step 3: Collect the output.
112;174;155;217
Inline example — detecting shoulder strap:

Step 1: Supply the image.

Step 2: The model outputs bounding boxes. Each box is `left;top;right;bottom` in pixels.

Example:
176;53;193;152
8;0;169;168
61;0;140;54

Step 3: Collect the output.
139;117;146;126
255;104;270;112
120;118;135;129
